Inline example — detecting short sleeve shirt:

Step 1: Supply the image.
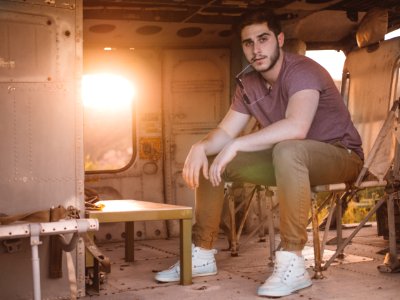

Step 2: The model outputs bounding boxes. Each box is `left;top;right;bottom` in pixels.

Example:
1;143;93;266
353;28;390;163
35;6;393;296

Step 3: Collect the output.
231;52;364;160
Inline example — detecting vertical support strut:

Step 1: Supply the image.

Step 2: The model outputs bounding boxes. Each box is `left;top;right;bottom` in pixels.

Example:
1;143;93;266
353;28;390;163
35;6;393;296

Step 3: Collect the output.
311;194;324;279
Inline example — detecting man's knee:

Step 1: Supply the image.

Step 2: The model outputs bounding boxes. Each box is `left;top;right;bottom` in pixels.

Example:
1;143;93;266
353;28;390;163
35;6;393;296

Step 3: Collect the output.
272;140;308;168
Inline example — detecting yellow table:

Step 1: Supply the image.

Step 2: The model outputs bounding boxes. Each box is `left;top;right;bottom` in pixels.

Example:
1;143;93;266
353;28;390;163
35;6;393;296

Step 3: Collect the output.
86;199;193;285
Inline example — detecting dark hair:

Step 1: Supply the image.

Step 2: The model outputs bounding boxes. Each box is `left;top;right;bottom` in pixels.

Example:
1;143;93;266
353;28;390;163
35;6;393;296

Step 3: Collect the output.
234;10;282;37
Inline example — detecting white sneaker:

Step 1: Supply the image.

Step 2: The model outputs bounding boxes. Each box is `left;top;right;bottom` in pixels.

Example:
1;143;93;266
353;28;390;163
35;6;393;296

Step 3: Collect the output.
155;244;218;283
257;251;312;297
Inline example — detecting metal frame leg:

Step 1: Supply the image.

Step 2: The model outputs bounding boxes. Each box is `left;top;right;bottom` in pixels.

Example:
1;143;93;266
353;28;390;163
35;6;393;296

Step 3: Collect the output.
227;189;239;256
320;194;337;257
324;196;387;269
227;184;261;257
311;193;324;279
256;186;267;243
378;193;400;272
180;218;192;285
92;256;100;294
336;196;344;259
266;188;276;265
125;221;135;262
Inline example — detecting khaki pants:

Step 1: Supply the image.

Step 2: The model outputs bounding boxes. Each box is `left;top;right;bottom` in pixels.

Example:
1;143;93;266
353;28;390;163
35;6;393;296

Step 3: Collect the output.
192;139;363;251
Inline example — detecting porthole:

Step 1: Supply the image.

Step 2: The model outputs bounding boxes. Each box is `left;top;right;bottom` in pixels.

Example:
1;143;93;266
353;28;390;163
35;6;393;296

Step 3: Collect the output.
89;24;116;34
177;27;202;38
136;25;162;35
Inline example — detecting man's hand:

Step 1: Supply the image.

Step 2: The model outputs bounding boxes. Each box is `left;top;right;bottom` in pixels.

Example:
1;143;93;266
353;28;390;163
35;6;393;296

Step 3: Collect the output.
182;143;209;189
209;141;238;187
182;109;250;189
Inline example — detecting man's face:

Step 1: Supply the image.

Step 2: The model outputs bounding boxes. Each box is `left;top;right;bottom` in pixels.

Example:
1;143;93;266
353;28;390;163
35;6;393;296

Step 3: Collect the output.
240;22;284;73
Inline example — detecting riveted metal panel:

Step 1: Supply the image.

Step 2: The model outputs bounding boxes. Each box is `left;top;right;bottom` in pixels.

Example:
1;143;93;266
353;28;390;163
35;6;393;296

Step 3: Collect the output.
162;49;230;236
0;0;83;299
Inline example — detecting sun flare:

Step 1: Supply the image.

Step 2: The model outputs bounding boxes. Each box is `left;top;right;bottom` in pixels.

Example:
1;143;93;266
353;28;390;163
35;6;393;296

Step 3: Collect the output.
82;73;136;110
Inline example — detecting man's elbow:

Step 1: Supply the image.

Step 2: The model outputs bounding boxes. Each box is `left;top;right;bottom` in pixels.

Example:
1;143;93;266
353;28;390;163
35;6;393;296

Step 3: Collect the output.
292;132;307;140
291;125;309;140
285;117;312;140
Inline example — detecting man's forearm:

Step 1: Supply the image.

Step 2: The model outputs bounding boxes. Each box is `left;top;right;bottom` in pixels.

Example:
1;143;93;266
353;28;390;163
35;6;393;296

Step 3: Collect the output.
197;127;235;156
233;118;307;152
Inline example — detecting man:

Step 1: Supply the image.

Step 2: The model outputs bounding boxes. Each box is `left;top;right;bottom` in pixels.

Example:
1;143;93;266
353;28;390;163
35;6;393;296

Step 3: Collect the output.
155;10;364;297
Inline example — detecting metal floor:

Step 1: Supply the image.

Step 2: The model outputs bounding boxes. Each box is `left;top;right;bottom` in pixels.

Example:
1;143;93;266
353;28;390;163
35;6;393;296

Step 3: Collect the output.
82;224;400;300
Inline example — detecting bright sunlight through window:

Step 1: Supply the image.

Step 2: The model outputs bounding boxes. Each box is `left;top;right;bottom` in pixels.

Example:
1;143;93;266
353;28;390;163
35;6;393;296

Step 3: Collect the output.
82;73;135;172
306;50;346;81
385;28;400;40
82;73;136;110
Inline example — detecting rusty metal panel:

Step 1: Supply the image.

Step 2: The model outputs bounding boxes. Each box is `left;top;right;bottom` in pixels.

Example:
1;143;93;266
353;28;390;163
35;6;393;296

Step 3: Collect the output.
162;49;230;236
0;83;78;210
0;0;82;214
0;0;83;299
139;137;162;161
0;10;55;81
345;38;400;157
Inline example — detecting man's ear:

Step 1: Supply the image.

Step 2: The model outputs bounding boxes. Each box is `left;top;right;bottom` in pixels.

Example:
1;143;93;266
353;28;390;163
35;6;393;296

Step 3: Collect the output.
277;32;285;48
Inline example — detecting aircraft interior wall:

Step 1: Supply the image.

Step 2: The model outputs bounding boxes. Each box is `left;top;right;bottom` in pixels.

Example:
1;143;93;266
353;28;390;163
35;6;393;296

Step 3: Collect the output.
0;0;84;298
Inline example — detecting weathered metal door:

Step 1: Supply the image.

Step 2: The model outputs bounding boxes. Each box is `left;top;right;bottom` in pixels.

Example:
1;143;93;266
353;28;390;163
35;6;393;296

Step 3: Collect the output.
0;0;83;298
162;49;230;235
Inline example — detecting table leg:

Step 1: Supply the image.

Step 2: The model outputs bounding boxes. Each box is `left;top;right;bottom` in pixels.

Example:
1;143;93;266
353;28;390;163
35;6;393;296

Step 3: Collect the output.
180;218;192;285
125;221;135;262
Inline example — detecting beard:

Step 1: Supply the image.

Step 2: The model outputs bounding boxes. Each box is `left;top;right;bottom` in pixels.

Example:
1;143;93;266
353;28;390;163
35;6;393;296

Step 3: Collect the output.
253;43;280;73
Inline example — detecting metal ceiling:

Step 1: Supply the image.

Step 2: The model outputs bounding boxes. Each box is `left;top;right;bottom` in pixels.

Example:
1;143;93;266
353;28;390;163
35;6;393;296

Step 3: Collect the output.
82;0;400;51
83;0;400;29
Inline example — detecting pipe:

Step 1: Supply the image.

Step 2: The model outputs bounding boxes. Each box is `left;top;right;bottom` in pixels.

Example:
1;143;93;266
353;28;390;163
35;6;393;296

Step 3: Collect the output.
0;219;99;299
30;224;42;300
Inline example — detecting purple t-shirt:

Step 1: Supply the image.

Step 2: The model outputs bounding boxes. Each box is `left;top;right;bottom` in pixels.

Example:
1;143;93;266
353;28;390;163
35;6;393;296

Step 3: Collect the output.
231;52;364;160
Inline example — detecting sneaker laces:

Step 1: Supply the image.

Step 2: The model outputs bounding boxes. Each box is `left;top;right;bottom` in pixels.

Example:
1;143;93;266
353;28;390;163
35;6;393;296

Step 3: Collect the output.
166;261;180;272
266;259;292;283
164;247;216;270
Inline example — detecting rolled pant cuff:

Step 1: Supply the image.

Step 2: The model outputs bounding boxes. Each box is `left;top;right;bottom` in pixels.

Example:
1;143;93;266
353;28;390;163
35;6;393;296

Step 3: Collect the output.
192;236;215;250
280;240;306;252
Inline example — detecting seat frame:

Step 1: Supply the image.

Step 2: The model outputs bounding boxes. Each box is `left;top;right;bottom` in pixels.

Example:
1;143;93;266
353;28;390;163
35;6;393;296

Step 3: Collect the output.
311;100;400;277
